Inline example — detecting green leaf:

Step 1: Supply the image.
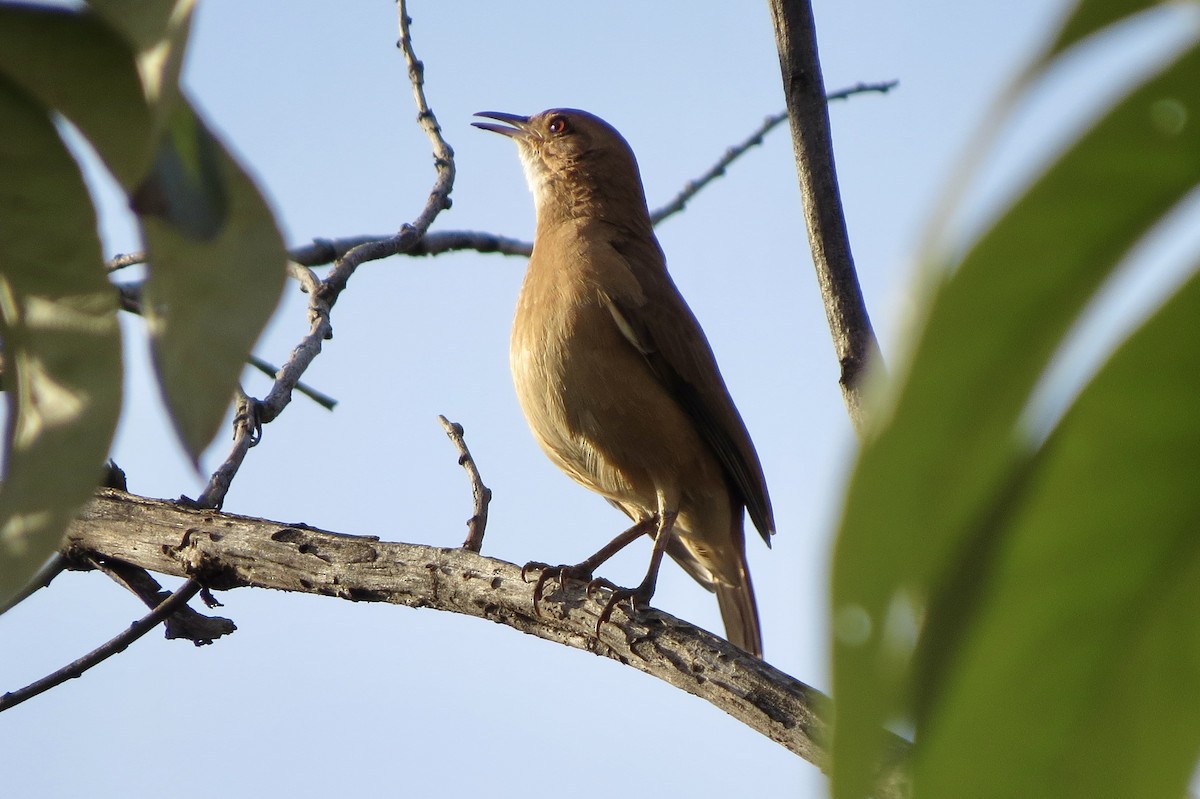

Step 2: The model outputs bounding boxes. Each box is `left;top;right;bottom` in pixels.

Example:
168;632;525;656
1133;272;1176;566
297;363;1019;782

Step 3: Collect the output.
140;110;287;461
830;20;1200;799
1046;0;1172;62
0;76;122;607
915;266;1200;799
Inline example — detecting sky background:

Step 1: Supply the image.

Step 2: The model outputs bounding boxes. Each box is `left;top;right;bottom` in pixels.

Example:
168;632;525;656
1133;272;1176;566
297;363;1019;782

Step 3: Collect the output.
0;1;1085;796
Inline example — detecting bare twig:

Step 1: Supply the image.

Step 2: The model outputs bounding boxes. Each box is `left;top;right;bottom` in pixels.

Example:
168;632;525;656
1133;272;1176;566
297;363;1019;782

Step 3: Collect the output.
195;390;261;508
768;0;884;435
317;1;456;301
106;252;146;272
437;415;492;552
84;556;236;644
110;229;532;275
651;80;897;226
408;229;531;258
192;1;456;509
826;79;898;103
247;354;337;410
0;577;202;713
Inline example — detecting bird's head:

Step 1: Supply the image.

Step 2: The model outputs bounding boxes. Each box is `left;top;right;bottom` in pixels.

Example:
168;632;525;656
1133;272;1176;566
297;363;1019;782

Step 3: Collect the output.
473;108;651;228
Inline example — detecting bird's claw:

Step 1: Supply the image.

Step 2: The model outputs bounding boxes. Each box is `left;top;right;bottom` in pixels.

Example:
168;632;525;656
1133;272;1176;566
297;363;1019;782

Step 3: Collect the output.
520;561;595;617
590;581;653;639
584;576;621;596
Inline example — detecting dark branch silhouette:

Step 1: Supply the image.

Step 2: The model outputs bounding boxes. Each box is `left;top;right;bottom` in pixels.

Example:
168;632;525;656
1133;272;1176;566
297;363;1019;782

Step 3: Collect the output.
768;0;885;435
0;577;202;713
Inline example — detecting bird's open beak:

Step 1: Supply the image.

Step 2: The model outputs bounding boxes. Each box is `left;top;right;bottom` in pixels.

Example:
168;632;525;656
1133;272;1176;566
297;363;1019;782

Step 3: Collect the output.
472;111;532;139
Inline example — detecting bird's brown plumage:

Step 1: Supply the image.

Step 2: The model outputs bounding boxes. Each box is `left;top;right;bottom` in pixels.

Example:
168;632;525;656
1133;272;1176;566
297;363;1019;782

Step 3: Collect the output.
474;108;774;656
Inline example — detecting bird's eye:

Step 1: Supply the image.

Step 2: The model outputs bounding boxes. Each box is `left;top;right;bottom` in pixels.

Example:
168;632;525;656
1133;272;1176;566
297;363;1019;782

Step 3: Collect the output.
547;115;570;135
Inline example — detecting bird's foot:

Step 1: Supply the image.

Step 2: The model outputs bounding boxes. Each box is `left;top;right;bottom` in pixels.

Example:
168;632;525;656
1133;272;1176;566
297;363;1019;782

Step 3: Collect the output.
520;561;595;616
587;577;655;638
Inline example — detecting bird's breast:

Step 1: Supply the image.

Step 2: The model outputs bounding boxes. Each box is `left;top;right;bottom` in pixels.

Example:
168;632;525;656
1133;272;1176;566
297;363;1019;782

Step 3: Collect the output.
509;252;623;489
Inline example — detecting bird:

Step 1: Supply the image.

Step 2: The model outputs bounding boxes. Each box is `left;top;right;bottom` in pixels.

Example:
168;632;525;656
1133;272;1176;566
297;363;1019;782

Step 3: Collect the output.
473;108;775;657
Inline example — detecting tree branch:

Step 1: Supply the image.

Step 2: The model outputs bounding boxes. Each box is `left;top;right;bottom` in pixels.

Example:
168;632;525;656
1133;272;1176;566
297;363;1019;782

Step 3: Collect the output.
768;0;883;435
64;489;839;767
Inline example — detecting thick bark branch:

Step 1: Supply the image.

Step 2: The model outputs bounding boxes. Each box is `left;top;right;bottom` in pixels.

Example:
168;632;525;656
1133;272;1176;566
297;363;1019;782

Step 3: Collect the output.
65;490;830;765
768;0;883;435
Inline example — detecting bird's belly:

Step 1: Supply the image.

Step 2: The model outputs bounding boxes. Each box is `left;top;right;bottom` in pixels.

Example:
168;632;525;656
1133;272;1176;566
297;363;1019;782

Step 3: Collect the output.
510;302;726;536
510;328;646;508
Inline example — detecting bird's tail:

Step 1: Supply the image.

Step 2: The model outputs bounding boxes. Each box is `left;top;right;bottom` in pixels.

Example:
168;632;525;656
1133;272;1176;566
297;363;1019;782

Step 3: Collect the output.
715;554;762;659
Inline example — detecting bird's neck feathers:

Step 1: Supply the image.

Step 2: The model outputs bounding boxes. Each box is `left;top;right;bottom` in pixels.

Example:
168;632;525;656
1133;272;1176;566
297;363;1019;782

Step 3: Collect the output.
521;150;654;236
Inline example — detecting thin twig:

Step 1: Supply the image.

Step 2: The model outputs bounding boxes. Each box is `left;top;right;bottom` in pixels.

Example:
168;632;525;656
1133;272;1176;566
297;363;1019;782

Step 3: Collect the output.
106;252;146;272
194;390;261;508
437;415;492;552
651;80;897;226
247;354;337;410
0;578;202;713
409;229;531;258
768;0;884;435
317;1;456;301
193;1;456;509
826;79;898;103
86;556;236;644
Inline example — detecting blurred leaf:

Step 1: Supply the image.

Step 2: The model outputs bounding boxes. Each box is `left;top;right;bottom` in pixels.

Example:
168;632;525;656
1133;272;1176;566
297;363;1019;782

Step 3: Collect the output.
1;2;285;468
90;0;285;461
0;76;122;607
1046;0;1171;61
141;111;287;461
131;104;228;239
830;6;1200;798
0;3;153;186
914;265;1200;798
88;0;196;124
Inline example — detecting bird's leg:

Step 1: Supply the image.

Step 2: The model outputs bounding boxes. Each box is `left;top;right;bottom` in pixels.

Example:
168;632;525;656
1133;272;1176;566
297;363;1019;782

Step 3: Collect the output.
593;505;679;637
521;517;655;616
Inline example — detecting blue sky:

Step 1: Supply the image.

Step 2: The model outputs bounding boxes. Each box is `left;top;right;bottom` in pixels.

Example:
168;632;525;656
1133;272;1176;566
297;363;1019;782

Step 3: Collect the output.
0;2;1074;796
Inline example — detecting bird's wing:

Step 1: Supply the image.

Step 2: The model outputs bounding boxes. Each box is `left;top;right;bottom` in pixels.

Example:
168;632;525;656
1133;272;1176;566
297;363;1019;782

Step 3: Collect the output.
602;231;775;543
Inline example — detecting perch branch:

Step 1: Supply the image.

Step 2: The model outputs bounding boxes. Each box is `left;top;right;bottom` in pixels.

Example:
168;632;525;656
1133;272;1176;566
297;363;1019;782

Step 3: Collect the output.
55;489;910;797
66;492;823;757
